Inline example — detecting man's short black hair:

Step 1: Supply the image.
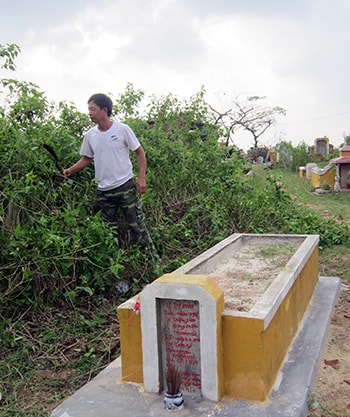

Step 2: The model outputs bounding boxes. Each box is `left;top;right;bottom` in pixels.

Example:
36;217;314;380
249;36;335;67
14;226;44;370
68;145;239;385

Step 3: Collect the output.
88;93;113;117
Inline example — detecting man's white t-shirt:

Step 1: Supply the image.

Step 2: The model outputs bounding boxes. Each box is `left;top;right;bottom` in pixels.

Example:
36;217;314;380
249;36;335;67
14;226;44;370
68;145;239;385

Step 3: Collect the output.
80;121;141;191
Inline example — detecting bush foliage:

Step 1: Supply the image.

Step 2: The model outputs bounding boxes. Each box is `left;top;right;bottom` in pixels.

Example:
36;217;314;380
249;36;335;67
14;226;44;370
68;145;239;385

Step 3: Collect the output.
1;50;349;326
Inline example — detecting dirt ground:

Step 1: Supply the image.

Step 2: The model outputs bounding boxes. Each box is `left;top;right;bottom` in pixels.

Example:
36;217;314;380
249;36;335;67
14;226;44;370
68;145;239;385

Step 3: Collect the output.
209;239;300;311
308;284;350;416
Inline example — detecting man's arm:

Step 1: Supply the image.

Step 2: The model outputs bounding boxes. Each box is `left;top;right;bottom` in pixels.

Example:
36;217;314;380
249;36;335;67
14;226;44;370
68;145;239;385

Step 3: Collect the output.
134;146;147;194
63;156;93;176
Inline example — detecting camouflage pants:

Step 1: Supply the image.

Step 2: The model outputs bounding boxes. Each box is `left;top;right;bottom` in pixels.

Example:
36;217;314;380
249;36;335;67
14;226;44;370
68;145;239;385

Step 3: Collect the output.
95;178;152;249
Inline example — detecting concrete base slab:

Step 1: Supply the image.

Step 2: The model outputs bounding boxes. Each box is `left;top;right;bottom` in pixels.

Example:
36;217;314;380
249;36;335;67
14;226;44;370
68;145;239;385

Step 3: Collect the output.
51;276;340;417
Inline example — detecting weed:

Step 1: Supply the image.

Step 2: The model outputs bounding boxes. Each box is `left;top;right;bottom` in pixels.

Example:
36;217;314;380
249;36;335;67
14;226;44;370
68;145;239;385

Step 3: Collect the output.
1;59;350;414
255;244;296;259
0;301;120;416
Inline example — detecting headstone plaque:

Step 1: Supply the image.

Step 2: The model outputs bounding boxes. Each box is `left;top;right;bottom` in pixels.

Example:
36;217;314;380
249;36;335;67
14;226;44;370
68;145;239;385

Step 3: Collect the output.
158;298;201;395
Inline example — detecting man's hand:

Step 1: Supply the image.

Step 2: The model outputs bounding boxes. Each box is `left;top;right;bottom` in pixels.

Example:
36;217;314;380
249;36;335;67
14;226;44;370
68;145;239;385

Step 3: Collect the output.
59;168;72;178
135;146;147;193
137;177;147;194
59;156;93;178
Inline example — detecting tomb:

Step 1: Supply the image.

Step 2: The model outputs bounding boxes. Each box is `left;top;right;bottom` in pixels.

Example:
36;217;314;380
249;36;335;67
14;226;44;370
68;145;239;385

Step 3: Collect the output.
117;233;321;402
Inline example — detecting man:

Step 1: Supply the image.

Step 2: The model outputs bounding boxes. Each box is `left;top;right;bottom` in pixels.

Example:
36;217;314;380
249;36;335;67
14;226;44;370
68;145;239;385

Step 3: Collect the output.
63;93;152;249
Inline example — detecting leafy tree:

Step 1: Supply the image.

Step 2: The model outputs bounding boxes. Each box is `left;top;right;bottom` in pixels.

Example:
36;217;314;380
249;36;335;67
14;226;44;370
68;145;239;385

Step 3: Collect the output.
0;43;20;71
343;133;350;146
113;82;144;120
290;142;311;172
276;140;311;172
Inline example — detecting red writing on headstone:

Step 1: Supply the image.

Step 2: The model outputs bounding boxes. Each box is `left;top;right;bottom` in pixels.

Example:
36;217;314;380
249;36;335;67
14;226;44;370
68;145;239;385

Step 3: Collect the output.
160;299;201;394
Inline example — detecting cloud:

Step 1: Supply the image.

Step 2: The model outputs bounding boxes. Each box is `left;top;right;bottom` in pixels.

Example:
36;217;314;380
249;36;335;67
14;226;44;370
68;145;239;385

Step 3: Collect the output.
1;0;350;149
126;11;204;71
0;0;90;41
183;0;316;18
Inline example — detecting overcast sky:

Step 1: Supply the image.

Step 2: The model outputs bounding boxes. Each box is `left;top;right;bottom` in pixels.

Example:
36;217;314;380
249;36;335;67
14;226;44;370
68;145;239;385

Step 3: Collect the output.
1;0;349;150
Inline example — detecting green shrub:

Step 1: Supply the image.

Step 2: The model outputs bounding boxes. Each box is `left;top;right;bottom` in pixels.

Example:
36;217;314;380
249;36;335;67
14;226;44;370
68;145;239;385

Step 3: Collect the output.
1;73;348;321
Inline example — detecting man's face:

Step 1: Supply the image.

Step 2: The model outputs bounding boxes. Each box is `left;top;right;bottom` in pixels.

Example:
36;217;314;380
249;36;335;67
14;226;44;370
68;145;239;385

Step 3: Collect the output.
88;101;106;123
